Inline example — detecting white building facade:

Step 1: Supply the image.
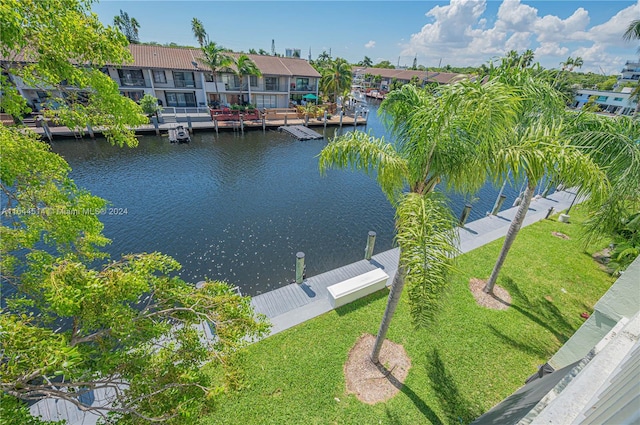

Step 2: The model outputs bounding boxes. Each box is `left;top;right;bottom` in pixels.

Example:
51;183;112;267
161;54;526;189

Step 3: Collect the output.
5;44;321;112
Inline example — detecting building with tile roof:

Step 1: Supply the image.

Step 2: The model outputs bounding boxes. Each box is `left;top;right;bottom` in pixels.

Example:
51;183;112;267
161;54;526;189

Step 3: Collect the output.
5;44;321;111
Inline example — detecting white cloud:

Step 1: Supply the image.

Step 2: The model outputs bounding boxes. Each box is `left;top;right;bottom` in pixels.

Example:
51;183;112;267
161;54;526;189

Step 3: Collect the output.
364;40;376;49
400;0;637;73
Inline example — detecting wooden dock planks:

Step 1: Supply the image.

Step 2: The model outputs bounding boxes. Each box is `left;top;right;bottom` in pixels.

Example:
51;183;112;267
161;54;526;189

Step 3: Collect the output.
278;125;324;140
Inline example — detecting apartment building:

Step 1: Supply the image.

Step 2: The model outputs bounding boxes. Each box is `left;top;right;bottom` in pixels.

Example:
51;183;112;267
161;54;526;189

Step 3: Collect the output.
6;44;321;111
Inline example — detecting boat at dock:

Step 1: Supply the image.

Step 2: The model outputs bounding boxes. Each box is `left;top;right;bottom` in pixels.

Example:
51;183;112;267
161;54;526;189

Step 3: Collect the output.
168;125;190;143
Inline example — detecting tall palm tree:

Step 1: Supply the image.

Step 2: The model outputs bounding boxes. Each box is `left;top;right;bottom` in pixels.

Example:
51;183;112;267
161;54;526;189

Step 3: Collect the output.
191;18;208;47
113;10;140;44
561;56;575;72
319;79;521;363
201;41;234;105
319;58;352;102
235;54;261;106
482;65;609;295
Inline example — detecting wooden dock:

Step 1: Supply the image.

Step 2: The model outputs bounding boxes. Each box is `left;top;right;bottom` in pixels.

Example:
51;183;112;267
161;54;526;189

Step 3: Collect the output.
278;125;324;140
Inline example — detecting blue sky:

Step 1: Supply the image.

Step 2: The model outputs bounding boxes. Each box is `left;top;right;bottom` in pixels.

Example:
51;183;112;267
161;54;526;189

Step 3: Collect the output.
93;1;639;74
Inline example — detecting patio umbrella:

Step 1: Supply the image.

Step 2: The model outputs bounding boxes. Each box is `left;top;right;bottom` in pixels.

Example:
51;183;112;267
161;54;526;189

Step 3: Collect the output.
302;93;318;104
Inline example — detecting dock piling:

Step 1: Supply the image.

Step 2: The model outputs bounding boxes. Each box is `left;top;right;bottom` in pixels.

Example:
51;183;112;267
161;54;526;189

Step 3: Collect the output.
491;195;507;216
151;116;160;135
295;252;305;284
459;204;472;227
214;117;219;135
323;110;328;130
365;231;377;260
187;116;193;133
86;123;95;139
339;111;343;128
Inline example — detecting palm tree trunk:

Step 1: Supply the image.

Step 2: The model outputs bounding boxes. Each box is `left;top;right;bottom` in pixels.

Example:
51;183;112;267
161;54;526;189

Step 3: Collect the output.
371;263;406;364
483;180;536;294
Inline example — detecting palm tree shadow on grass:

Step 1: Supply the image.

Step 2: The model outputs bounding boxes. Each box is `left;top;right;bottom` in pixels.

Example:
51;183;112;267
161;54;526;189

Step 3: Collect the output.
427;349;482;425
377;361;444;425
502;277;577;343
486;324;555;359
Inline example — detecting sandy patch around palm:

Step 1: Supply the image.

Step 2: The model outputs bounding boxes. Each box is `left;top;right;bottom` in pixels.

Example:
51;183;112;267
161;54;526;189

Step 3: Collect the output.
343;334;411;404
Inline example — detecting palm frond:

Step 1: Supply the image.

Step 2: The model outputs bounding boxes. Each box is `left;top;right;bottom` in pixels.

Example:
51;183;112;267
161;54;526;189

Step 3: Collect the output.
318;131;408;203
395;193;458;328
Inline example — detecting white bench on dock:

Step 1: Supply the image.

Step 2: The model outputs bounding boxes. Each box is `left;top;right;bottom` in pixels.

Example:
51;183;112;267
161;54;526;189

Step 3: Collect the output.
327;268;389;308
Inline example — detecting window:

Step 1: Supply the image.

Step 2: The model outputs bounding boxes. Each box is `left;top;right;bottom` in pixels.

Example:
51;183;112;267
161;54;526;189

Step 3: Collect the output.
173;71;195;88
250;75;258;87
165;91;196;107
265;77;279;91
596;96;608;102
295;78;309;90
204;72;215;82
120;90;144;102
118;69;145;87
153;70;166;84
613;97;623;101
255;94;277;108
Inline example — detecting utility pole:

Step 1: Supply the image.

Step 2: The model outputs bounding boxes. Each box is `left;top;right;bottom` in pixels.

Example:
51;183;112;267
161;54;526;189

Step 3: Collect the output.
271;39;275;56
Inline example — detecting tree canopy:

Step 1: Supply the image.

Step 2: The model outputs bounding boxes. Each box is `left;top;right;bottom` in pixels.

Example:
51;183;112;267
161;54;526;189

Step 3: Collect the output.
1;1;269;423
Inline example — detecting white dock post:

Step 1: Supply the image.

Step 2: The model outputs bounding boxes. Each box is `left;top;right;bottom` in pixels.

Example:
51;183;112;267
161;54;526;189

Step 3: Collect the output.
187;116;193;134
304;114;309;127
262;112;266;132
353;111;358;128
365;231;376;260
240;116;244;133
339;111;343;128
151;116;160;135
323;110;328;130
214;117;219;135
295;252;305;284
86;123;95;139
491;195;507;216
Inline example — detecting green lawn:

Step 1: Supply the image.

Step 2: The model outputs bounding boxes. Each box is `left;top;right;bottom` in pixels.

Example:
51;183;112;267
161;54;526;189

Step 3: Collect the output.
202;209;614;425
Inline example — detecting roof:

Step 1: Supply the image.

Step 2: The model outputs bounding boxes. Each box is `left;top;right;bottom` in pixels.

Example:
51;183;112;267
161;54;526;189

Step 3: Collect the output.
124;44;320;77
2;44;321;78
353;66;467;84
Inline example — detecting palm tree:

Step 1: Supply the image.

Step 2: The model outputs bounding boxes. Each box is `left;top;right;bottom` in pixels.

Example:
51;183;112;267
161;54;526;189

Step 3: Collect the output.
622;19;640;115
623;18;640;53
482;65;609;295
235;54;261;106
320;58;352;103
113;10;140;44
201;41;234;105
570;56;583;72
191;18;208;47
570;113;640;247
561;57;575;72
319;79;521;363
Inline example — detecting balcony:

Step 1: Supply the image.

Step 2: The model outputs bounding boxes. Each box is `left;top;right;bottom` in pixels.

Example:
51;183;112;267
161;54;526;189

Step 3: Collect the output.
174;80;196;88
265;84;280;91
120;78;146;87
291;85;316;92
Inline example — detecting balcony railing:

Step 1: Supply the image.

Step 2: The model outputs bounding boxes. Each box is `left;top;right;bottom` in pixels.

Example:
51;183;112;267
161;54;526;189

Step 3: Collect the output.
120;78;146;87
265;84;280;91
174;80;196;88
291;85;316;91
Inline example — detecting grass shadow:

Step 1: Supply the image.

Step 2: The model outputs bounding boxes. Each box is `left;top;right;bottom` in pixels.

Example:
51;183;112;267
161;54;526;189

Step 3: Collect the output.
486;324;555;359
334;288;389;316
377;361;444;425
503;278;577;344
427;348;482;425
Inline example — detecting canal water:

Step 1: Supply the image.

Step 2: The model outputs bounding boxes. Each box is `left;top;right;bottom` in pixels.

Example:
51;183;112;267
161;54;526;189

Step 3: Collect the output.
50;102;529;296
